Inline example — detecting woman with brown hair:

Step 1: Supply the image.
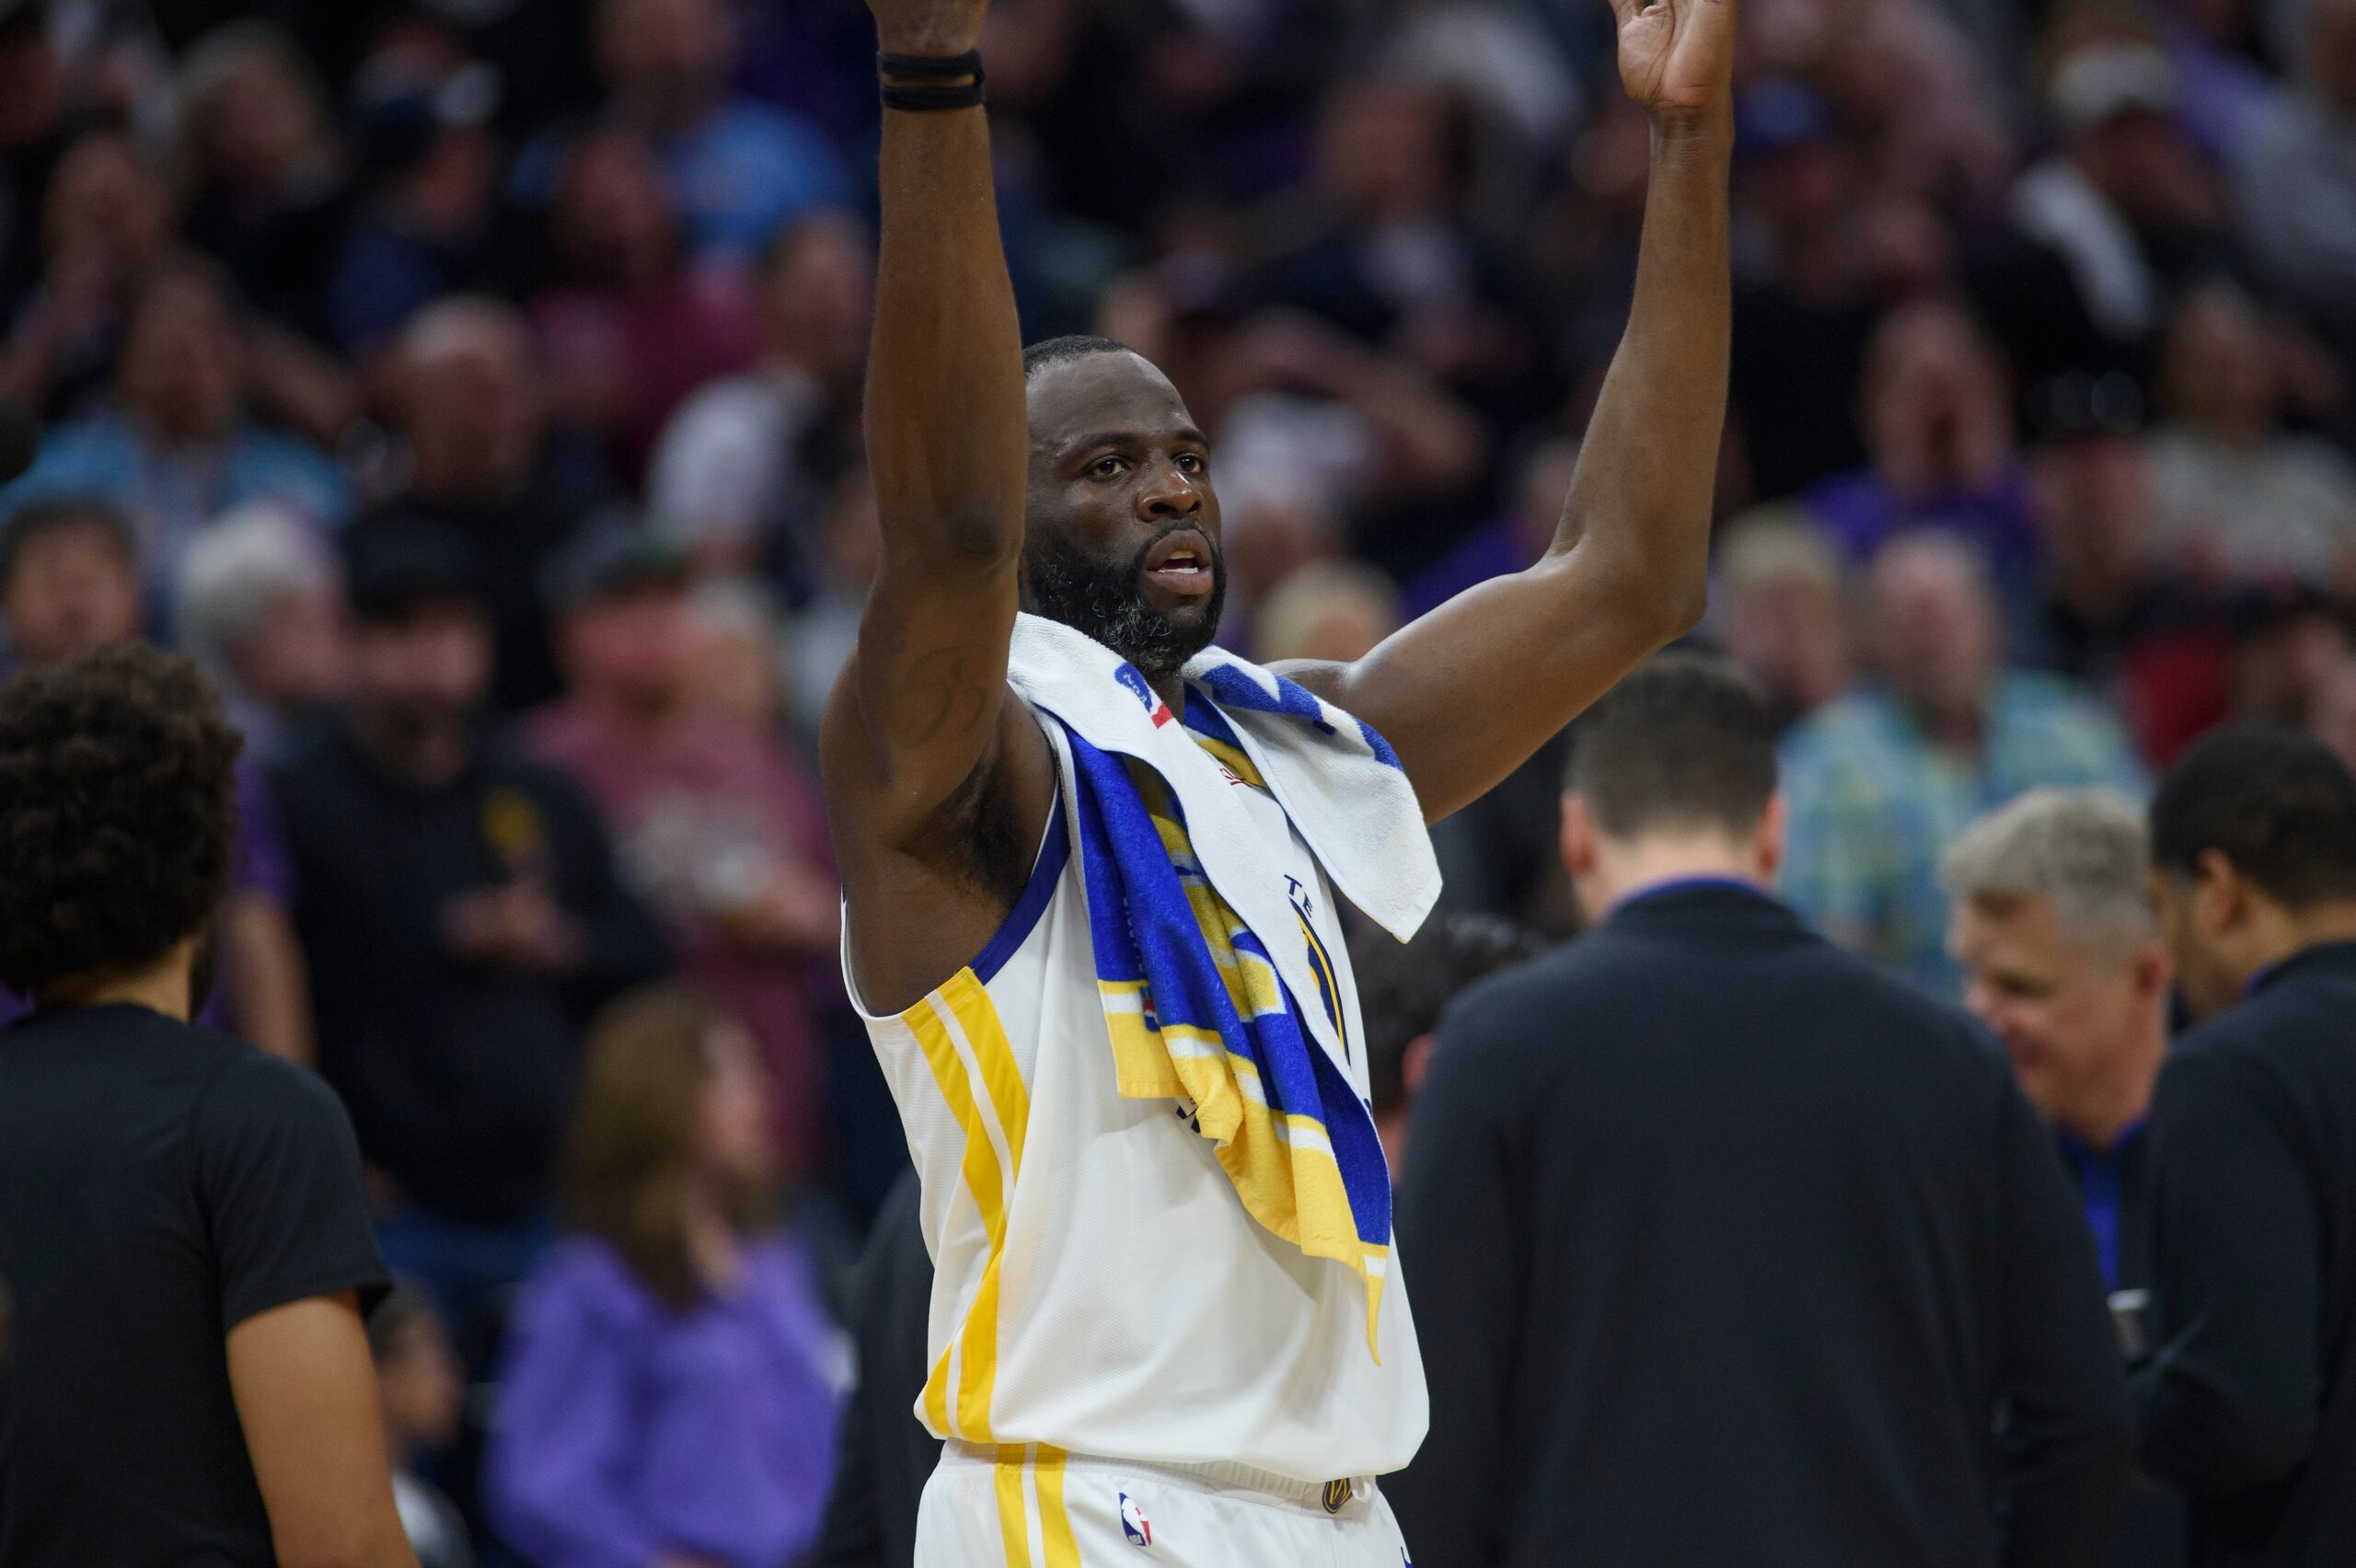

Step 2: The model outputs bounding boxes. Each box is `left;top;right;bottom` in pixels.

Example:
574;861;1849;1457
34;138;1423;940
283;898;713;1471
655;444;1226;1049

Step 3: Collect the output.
486;984;844;1568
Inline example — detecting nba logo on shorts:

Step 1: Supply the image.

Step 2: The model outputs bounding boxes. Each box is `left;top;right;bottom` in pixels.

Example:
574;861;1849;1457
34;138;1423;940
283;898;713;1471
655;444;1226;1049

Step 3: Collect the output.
1118;1492;1152;1545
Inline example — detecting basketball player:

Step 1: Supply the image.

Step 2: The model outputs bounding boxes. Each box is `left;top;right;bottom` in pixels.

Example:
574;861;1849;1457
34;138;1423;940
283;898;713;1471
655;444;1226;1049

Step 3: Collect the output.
826;1;1737;1561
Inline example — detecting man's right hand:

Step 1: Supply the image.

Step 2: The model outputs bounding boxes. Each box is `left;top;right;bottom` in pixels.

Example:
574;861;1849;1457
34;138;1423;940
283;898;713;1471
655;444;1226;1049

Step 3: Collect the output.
867;0;988;56
826;0;1053;1017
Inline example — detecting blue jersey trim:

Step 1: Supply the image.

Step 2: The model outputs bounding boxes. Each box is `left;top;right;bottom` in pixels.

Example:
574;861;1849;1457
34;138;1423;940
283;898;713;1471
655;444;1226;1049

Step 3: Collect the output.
973;789;1070;984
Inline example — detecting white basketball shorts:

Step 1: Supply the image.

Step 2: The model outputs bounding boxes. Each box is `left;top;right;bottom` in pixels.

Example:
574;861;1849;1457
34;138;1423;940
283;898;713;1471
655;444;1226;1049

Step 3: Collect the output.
916;1441;1415;1568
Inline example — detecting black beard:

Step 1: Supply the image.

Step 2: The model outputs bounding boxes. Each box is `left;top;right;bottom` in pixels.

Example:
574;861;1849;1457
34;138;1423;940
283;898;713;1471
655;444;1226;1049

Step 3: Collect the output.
1024;526;1225;681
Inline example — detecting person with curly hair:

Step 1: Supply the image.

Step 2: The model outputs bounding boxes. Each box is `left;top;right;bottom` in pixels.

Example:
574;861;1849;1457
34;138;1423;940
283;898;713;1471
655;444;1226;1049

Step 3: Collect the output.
0;641;417;1568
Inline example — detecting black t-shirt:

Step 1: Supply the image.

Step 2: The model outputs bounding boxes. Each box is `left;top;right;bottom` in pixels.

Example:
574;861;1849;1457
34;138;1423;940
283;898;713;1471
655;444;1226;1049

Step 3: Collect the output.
0;1004;389;1566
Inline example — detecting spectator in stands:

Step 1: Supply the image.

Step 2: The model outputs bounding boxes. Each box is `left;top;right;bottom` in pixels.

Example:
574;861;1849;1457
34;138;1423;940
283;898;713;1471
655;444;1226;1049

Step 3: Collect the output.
3;260;350;595
363;296;590;715
1350;912;1542;1179
588;0;849;270
0;128;175;421
1252;559;1402;666
647;213;872;587
331;47;506;363
1393;653;2133;1568
2235;0;2356;362
532;127;759;486
684;577;792;737
367;1284;472;1568
2137;728;2356;1564
2028;376;2230;765
2003;38;2232;392
1781;532;2145;989
529;524;838;1175
174;501;349;760
2147;284;2356;591
1255;77;1512;372
1715;509;1854;734
0;497;314;1066
0;6;69;316
270;521;667;1366
488;984;842;1568
1806;300;2042;605
1945;787;2184;1568
1401;439;1582;621
175;24;350;345
1725;80;1879;503
778;470;877;744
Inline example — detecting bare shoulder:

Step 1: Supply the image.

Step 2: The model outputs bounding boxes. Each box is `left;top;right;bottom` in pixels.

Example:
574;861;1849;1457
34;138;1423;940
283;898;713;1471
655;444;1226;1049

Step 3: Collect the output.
824;673;1058;1015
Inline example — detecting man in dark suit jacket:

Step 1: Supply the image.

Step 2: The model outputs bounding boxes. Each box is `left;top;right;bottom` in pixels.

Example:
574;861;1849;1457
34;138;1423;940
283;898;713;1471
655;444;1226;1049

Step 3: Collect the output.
2135;729;2356;1567
1388;652;2134;1568
810;1171;941;1568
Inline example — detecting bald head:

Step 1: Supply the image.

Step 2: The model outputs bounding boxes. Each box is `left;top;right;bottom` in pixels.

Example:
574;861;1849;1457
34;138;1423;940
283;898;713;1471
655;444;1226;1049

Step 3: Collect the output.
398;297;544;500
1868;533;1998;721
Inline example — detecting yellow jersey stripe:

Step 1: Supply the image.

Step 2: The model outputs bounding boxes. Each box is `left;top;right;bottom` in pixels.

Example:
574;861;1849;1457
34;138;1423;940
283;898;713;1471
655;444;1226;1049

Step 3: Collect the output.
906;991;1013;1442
944;969;1032;1172
992;1447;1032;1568
1035;1445;1080;1568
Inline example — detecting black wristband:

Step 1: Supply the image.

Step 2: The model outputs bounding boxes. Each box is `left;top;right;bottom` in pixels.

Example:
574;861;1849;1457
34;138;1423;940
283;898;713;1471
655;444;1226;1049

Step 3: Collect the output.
878;49;985;110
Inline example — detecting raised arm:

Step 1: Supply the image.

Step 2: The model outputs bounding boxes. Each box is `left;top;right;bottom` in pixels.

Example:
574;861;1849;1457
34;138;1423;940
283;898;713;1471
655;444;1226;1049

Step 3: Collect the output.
1285;0;1735;824
822;0;1038;849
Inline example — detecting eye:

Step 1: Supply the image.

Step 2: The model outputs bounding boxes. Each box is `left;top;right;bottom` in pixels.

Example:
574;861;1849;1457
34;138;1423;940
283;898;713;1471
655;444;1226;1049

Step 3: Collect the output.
1175;452;1205;475
1088;456;1126;480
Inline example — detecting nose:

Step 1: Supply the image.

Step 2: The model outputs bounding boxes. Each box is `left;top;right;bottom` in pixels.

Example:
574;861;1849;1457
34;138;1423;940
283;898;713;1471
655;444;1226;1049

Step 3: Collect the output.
1136;455;1205;523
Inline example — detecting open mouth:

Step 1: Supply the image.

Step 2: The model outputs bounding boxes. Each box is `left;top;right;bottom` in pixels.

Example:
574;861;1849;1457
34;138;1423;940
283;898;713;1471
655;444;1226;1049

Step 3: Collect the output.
1141;530;1216;597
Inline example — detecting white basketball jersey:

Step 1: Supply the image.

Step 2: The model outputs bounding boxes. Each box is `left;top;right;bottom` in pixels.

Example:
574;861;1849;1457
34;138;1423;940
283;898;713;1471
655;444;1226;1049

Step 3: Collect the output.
846;716;1428;1482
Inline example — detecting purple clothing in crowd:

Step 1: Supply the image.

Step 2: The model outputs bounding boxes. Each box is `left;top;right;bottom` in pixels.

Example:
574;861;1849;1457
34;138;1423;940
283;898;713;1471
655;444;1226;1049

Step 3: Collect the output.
1804;464;2042;577
0;757;294;1030
487;1234;843;1568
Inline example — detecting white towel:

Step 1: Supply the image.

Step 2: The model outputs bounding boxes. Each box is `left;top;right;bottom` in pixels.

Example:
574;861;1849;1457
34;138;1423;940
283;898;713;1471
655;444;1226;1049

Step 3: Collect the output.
1006;614;1441;1064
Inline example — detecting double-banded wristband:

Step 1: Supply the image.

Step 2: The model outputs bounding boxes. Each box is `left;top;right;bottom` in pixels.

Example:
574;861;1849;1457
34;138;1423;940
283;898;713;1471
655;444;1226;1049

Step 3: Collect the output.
877;49;985;111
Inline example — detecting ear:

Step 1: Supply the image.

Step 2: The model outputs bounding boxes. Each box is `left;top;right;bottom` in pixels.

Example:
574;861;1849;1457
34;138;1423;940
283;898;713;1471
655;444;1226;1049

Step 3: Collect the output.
1402;1032;1438;1099
1754;793;1788;882
2195;847;2247;932
2131;935;2172;1003
1559;791;1597;880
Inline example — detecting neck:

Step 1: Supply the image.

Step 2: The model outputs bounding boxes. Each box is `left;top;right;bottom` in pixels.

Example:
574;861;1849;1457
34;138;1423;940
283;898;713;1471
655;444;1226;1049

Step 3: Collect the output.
2246;900;2356;986
2062;1023;2167;1151
1590;833;1766;917
682;1180;745;1292
36;939;198;1020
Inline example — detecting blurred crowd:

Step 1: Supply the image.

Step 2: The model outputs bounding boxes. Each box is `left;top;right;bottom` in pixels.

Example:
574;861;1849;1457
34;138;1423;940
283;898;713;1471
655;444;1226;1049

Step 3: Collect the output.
3;0;2356;1561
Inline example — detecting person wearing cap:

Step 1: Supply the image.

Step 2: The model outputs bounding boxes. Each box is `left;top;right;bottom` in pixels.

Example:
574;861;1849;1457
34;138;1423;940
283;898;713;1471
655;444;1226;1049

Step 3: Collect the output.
2024;369;2229;766
526;521;839;1178
2235;0;2356;359
329;52;506;362
267;519;669;1369
2004;37;2234;389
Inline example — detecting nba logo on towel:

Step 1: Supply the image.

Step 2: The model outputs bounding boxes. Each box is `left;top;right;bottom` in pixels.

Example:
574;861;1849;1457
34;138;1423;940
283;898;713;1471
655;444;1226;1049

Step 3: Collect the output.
1114;663;1172;727
1118;1492;1152;1545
